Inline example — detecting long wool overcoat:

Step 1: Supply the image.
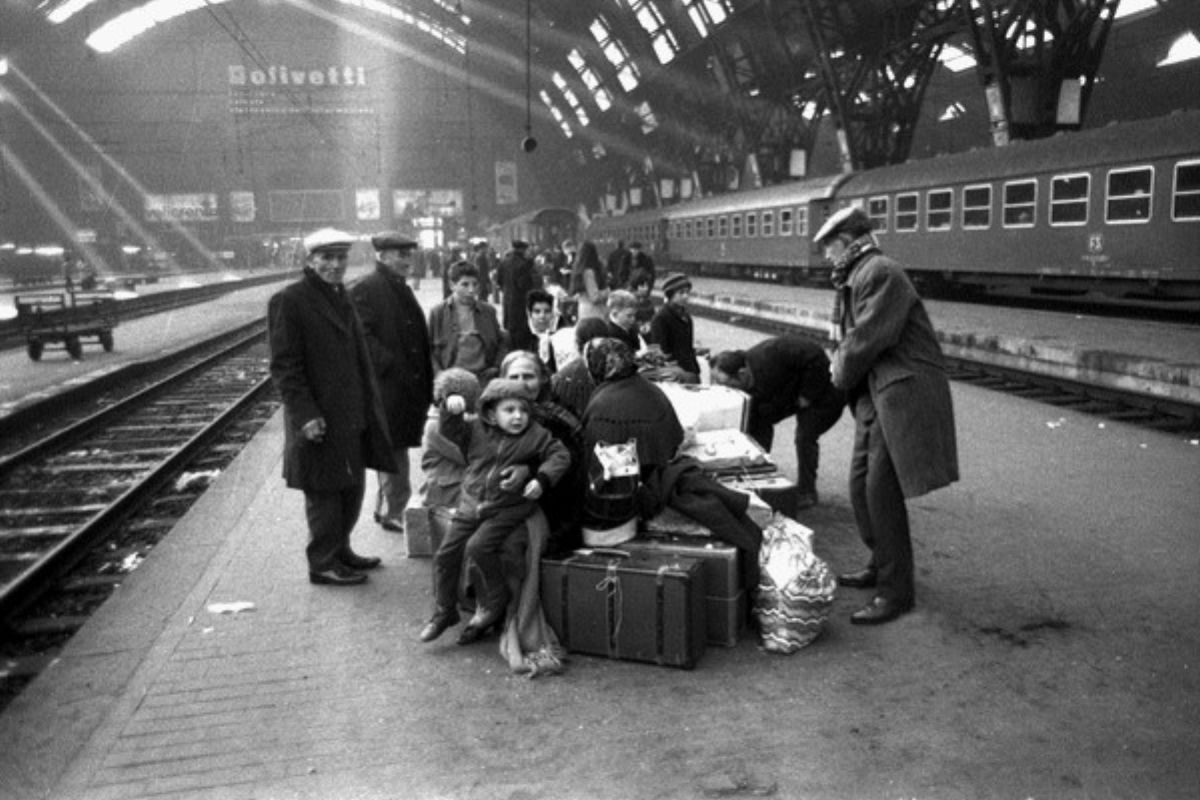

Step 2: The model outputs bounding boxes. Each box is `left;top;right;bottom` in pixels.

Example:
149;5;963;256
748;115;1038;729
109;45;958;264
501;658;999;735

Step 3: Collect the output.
832;251;959;498
268;272;396;491
349;265;434;449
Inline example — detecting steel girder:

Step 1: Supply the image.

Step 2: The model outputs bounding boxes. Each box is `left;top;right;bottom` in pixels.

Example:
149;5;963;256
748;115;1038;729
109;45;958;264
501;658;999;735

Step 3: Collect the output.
962;0;1120;143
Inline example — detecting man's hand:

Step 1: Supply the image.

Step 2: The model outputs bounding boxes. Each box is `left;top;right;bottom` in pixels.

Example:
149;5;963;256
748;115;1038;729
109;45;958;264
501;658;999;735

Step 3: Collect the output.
302;417;327;443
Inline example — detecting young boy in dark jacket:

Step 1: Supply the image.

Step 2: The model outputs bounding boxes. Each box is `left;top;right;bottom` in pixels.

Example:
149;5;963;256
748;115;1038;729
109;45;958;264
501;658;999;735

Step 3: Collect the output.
419;379;571;645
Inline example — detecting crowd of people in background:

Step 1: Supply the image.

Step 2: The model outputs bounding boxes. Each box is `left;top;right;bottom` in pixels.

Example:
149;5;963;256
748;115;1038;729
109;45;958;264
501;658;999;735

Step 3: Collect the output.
266;210;958;671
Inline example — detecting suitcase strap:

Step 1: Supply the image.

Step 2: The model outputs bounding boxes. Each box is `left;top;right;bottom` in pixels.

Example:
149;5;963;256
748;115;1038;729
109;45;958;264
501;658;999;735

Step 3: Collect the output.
596;563;622;658
654;565;667;666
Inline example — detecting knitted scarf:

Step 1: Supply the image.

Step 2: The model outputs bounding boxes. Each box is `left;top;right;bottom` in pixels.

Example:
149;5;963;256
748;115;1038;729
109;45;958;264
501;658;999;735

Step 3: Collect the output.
828;234;878;342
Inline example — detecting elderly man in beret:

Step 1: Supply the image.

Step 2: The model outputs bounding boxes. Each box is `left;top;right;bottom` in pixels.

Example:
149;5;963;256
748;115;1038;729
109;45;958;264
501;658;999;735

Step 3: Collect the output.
817;206;959;625
268;228;397;586
349;231;434;535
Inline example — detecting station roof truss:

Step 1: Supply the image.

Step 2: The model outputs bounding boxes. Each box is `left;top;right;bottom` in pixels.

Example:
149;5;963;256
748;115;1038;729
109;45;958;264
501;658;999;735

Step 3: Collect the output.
7;0;1192;211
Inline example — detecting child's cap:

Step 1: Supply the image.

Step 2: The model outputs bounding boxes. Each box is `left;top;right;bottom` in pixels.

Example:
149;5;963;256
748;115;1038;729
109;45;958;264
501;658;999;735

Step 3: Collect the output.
479;378;535;414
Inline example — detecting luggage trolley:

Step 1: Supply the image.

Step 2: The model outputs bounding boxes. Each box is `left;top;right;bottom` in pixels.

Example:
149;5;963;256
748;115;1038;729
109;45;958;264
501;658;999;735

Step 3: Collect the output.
14;290;119;361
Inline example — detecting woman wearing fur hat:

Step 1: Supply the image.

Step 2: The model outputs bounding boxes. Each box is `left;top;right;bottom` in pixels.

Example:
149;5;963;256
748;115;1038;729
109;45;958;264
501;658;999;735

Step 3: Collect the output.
419;379;571;646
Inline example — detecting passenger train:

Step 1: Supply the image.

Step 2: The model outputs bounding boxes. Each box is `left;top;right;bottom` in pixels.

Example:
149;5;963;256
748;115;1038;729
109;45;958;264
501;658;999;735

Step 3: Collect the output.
486;206;582;255
584;110;1200;301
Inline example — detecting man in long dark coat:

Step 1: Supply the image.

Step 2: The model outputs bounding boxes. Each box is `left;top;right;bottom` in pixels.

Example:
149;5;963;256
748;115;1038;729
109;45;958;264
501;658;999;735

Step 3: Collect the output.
496;239;540;343
268;228;397;586
817;206;959;625
350;232;434;534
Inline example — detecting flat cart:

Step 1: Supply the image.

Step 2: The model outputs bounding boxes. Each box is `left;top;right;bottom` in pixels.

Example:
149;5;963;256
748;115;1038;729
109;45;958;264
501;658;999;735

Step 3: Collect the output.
15;291;119;361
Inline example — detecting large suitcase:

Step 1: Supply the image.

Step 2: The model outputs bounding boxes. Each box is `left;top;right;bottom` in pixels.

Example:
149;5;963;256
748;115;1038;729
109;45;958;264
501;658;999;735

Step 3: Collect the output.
616;536;744;647
540;551;706;669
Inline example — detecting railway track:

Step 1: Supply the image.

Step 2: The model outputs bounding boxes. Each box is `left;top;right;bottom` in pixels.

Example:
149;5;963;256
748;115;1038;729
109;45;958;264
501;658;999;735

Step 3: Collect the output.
0;323;279;708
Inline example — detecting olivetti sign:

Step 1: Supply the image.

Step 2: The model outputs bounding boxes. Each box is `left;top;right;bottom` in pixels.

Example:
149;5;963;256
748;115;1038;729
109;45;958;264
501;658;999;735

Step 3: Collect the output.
228;64;374;116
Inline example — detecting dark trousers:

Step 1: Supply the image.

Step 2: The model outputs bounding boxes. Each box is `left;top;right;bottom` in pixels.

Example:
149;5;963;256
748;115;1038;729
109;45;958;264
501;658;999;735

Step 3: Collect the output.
848;394;914;603
433;502;534;616
304;481;366;571
748;395;844;498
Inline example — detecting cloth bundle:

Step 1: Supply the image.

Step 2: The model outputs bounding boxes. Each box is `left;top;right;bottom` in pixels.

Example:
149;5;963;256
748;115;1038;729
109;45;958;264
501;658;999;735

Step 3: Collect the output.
754;513;836;653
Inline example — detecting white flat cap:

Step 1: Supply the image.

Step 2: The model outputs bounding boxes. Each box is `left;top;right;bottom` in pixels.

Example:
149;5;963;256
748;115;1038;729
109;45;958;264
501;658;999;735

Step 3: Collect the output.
813;205;871;245
303;227;356;255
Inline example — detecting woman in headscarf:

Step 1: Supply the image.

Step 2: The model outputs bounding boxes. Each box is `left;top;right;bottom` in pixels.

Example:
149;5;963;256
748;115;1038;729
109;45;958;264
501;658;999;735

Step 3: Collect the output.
581;338;765;592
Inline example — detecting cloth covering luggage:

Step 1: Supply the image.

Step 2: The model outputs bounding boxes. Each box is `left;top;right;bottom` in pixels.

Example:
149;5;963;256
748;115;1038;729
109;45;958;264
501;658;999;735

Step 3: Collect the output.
541;550;706;669
754;513;836;653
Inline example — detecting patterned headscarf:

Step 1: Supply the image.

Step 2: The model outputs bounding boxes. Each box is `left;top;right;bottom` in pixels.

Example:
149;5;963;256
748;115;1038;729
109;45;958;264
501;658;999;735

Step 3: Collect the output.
585;338;638;384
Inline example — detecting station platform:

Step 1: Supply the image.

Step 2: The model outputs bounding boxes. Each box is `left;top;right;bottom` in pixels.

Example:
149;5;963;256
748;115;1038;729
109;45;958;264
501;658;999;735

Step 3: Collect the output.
687;278;1200;407
1;289;1198;799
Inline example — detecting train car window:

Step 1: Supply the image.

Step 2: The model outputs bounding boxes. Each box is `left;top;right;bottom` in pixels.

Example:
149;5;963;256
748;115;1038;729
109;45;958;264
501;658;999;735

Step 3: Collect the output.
926;189;953;231
1172;161;1200;221
868;196;889;233
795;206;809;237
962;185;991;229
1003;180;1037;228
780;208;794;236
747;213;757;237
707;217;716;238
1050;174;1090;226
1106;167;1153;224
731;214;742;238
718;216;729;237
895;193;919;232
762;210;775;236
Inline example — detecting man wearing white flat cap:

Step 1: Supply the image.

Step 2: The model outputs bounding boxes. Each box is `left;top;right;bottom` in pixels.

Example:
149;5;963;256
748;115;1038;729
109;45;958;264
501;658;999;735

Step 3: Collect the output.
816;206;958;625
268;227;396;586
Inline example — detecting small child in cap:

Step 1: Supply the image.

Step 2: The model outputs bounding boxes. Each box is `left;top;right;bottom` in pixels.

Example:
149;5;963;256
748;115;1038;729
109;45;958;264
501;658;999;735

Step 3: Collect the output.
419;378;571;646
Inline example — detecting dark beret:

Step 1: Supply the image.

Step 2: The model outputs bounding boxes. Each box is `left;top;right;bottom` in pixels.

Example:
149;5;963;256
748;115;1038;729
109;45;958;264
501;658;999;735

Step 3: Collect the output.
371;231;418;251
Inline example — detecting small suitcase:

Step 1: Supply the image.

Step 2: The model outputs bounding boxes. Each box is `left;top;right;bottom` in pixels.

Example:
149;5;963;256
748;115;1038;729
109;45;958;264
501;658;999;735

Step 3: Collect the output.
541;551;706;669
679;429;776;476
618;536;744;647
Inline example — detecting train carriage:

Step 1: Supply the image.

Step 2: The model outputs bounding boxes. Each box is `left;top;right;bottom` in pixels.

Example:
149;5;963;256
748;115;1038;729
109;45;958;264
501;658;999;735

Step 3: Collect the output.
662;173;849;283
830;109;1200;299
488;207;582;255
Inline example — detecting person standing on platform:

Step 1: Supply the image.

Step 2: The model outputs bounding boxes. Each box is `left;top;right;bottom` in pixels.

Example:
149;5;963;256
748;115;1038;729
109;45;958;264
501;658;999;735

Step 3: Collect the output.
709;335;845;512
649;273;701;382
569;240;608;321
816;206;959;625
496;239;540;344
619;240;656;290
428;260;507;383
268;228;396;586
349;232;434;535
605;239;629;289
471;239;493;303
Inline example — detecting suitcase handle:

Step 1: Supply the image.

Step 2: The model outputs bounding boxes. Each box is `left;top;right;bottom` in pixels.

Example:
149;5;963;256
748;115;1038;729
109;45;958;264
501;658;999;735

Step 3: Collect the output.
576;547;631;559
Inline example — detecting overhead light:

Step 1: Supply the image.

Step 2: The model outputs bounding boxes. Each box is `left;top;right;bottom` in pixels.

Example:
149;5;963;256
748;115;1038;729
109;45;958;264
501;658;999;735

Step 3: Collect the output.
0;57;8;76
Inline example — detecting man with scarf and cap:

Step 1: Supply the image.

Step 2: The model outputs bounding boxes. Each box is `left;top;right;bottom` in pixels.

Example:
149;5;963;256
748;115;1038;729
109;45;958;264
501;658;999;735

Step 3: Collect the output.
268;228;397;586
349;231;433;535
816;206;959;625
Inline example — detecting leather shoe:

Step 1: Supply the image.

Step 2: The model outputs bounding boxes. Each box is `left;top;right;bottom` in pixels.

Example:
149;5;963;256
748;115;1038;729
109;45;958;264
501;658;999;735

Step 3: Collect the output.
837;567;878;589
457;607;504;645
341;552;382;570
850;596;913;625
419;610;461;642
309;565;368;586
379;518;404;533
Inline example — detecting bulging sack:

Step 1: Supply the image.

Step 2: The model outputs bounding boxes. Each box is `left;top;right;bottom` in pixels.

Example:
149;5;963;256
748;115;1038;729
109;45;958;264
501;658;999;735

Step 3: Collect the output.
754;513;836;653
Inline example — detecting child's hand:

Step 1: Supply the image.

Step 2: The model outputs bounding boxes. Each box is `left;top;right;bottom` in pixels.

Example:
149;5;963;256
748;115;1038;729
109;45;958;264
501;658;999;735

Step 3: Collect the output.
445;394;466;415
523;479;543;500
